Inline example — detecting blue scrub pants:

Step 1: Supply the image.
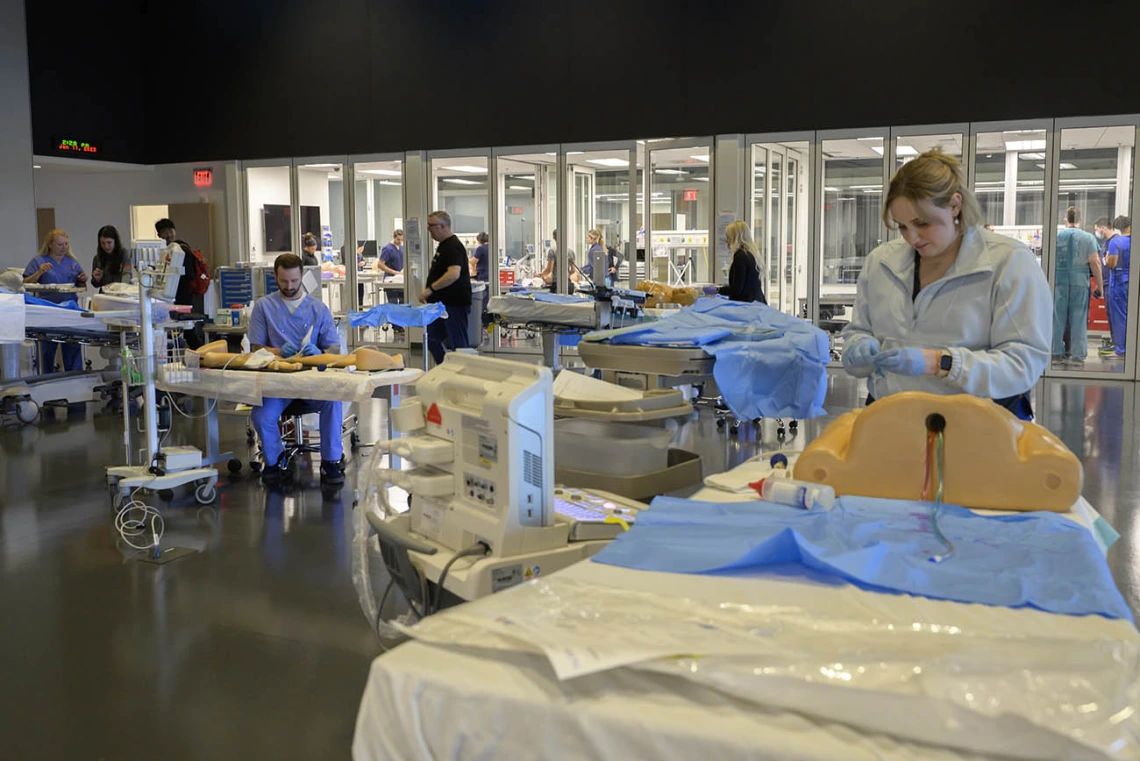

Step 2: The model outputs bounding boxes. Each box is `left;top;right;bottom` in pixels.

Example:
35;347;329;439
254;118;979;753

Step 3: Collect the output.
426;303;470;365
1103;283;1116;344
1052;284;1090;360
251;398;343;467
1108;281;1129;356
39;341;82;374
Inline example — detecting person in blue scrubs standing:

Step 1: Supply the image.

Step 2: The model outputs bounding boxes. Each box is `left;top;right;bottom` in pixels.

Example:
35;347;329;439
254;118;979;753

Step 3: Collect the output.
248;253;345;485
1052;207;1103;366
23;229;88;373
1105;215;1131;358
469;231;490;315
378;229;405;304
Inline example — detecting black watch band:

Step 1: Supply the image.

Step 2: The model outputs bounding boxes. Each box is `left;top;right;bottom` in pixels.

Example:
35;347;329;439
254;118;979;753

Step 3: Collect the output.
939;352;953;374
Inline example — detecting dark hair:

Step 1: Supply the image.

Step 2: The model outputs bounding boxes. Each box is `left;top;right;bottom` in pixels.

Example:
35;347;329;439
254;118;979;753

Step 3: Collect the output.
1114;215;1132;232
1095;216;1111;228
476;232;489;244
155;218;175;235
1065;206;1082;225
274;253;303;273
97;225;127;281
302;232;318;249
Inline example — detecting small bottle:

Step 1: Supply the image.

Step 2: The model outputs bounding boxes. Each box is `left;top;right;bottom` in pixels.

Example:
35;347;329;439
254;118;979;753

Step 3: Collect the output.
757;477;835;511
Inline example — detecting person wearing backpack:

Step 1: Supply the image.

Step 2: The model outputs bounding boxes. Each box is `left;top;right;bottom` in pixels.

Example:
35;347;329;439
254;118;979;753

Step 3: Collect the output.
156;217;207;348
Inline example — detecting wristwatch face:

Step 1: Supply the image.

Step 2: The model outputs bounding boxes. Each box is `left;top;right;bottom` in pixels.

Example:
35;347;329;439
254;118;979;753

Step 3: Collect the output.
940;354;953;372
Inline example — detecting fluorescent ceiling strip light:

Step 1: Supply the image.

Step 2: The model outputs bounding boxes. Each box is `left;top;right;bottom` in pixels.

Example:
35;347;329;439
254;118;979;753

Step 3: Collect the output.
508;185;531;191
690;154;710;162
442;165;486;173
654;169;686;175
857;137;882;141
378;180;401;186
824;186;839;191
871;146;885;155
359;168;401;176
692;177;709;182
302;163;339;168
443;178;480;185
1005;140;1046;151
896;145;919;156
587;158;630;167
1017;152;1045;160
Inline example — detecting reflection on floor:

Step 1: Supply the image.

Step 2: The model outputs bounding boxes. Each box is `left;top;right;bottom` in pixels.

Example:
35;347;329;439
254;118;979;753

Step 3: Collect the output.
0;369;1136;758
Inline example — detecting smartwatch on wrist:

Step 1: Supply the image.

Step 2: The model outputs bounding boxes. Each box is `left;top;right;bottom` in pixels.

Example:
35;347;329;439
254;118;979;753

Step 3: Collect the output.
938;350;952;377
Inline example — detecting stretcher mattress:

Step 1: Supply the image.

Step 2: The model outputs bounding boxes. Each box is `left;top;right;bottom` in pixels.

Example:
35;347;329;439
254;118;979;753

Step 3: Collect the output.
25;303;109;333
353;480;1136;761
487;295;599;329
577;340;714;377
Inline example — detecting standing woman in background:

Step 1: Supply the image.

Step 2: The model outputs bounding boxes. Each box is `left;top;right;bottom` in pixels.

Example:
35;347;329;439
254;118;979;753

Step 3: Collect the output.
91;225;132;288
301;232;320;266
716;220;766;303
23;229;87;372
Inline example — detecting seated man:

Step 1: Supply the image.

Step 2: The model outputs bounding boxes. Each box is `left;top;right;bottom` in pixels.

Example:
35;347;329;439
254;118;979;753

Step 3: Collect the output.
248;253;345;485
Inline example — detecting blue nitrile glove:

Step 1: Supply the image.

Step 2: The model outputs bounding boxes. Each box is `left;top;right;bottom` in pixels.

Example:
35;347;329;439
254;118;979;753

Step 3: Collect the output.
703;285;720;296
842;337;880;370
300;342;321;357
874;347;927;376
280;341;300;357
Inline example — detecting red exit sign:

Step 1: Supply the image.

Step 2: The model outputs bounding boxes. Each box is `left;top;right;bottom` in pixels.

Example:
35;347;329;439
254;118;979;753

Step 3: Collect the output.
193;168;213;187
509;206;523;214
683;189;698;202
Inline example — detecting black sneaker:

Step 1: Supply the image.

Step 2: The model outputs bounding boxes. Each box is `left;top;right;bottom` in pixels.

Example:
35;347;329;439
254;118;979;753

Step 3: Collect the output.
261;464;284;484
320;459;345;485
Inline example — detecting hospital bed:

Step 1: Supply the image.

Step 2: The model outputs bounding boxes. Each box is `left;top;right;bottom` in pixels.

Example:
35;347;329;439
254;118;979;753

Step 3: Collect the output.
0;298;127;422
353;473;1137;761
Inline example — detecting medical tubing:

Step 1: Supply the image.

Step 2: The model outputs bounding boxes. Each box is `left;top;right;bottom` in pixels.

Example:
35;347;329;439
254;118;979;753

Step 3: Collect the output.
432;542;490;615
164;353;241;421
928;430;954;563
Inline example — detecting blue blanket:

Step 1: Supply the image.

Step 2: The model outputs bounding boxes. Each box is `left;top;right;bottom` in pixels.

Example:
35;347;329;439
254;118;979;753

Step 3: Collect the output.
592;495;1132;621
348;303;446;328
25;294;81;310
587;299;829;419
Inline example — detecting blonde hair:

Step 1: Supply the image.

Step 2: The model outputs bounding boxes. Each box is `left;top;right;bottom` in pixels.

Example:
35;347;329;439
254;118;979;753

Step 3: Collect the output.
883;149;982;230
38;229;76;259
587;228;603;247
725;220;761;273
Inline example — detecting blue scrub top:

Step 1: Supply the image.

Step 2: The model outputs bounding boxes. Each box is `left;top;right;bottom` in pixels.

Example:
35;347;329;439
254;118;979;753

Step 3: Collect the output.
379;243;404;272
1108;234;1131;286
1054;227;1098;287
23;254;85;304
248;292;339;351
472;244;489;281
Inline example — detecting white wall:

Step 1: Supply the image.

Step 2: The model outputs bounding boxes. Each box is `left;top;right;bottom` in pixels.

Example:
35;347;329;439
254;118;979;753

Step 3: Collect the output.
32;161;229;268
246;165;290;261
0;0;37;271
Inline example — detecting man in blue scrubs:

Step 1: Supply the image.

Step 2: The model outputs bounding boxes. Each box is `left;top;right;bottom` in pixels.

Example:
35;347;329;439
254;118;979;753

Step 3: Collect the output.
1106;215;1132;358
1095;216;1117;355
377;229;405;304
1052;207;1103;365
248;253;345;485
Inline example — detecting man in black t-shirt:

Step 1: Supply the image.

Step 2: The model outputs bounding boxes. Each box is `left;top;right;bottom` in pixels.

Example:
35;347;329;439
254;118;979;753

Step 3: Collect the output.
421;210;472;364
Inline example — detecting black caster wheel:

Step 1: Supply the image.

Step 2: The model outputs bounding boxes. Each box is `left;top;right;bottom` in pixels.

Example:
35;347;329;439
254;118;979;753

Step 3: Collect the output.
777;429;786;440
250;461;263;473
227;459;243;474
789;420;799;431
158;489;175;502
350;432;360;453
716;418;726;429
752;418;762;428
730;423;740;436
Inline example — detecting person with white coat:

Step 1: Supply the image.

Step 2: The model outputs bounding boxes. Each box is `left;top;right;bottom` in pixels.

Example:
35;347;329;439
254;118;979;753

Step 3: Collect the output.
841;149;1051;420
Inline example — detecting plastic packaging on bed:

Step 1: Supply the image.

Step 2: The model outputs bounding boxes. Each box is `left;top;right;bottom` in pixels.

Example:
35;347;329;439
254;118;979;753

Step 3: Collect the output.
349;302;446;328
584;298;829;419
394;575;1140;761
591;495;1134;621
0;294;24;344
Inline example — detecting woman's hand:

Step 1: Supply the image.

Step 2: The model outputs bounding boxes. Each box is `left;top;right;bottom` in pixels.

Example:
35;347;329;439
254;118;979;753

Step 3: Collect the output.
76;271;88;285
874;347;938;376
92;268;103;283
843;338;880;370
38;262;52;275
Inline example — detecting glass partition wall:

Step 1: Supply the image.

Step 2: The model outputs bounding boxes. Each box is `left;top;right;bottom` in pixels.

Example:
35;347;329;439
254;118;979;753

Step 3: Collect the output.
349;154;405;349
236;118;1140;380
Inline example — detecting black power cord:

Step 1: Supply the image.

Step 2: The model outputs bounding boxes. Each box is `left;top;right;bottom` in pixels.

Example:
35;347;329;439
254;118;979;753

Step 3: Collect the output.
432;542;490;614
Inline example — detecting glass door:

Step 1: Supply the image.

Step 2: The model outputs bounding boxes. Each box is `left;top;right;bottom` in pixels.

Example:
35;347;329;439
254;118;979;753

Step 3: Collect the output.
491;146;558;354
243;161;293;265
970;121;1052;266
646;138;714;286
1048;118;1138;378
887;125;967;241
295;156;347;321
349;154;405;349
746;135;812;316
566;142;640;289
816;128;889;354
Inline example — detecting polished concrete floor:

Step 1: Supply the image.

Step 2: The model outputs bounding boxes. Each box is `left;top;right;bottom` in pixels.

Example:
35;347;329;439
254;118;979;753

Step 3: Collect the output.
0;369;1137;760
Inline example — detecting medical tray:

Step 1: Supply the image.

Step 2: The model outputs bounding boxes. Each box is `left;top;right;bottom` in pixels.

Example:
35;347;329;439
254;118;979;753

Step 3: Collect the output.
554;388;693;422
577;342;715;377
555;448;702;502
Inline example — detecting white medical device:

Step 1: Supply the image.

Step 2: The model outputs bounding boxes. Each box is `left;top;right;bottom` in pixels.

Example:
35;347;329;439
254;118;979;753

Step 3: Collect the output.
104;244;218;507
377;353;644;601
